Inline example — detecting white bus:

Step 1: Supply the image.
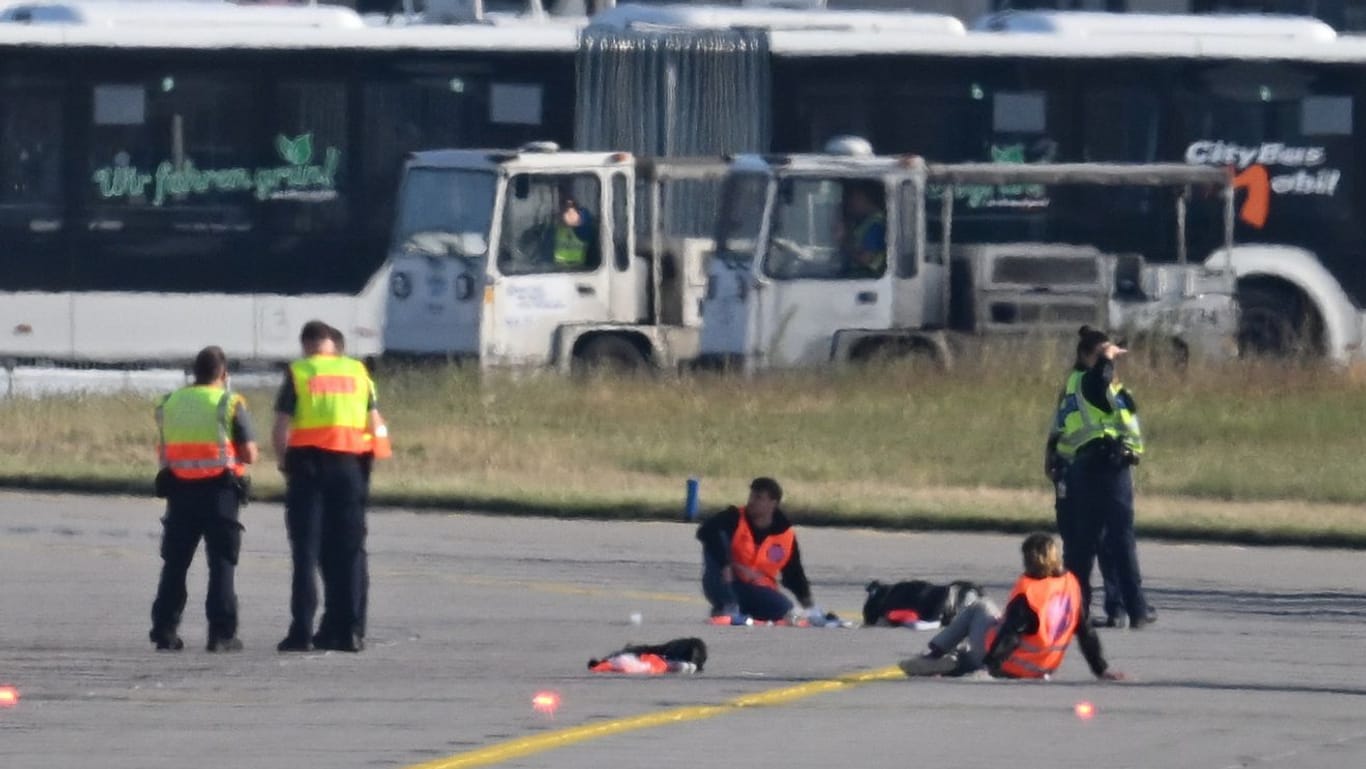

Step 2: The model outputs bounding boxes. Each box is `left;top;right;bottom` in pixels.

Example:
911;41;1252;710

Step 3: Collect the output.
0;1;578;364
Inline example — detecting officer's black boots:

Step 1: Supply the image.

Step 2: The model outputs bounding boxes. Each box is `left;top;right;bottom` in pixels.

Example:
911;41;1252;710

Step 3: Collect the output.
150;629;184;651
312;631;364;653
277;634;313;653
206;636;243;653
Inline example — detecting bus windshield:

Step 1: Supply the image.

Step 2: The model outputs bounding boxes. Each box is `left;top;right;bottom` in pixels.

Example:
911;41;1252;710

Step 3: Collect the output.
392;168;496;259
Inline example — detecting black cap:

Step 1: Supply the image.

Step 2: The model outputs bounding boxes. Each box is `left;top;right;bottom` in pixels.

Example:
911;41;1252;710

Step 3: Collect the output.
1077;325;1110;357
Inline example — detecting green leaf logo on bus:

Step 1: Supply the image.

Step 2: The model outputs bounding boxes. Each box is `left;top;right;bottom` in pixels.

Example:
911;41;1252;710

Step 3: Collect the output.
276;133;314;167
92;133;340;206
927;143;1050;210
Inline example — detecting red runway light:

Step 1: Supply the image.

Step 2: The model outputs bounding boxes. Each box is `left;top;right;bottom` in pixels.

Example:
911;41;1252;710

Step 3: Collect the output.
1074;701;1095;720
532;691;560;715
0;687;18;708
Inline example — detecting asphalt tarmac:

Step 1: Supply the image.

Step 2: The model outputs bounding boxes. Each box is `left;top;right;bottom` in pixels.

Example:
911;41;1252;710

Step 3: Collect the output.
2;491;1364;769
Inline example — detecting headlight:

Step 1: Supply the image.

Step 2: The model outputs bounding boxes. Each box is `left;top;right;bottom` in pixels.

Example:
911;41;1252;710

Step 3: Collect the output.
455;273;475;301
391;271;412;300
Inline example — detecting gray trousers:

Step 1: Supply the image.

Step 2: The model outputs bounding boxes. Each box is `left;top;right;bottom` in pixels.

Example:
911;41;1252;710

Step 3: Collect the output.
928;598;1001;671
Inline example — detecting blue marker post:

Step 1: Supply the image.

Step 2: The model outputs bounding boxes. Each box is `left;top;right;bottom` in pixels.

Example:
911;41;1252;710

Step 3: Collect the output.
685;477;700;522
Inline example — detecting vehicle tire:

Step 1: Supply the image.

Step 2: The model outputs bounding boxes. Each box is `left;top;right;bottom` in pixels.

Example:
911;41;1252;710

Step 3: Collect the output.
1237;282;1322;358
574;335;648;375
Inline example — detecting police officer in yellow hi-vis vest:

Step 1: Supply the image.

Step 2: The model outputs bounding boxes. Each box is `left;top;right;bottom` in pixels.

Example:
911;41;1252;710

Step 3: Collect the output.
151;346;259;652
1045;326;1153;630
272;321;389;653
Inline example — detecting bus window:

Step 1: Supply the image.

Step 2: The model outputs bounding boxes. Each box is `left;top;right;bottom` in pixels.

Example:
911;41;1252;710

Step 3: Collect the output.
0;76;65;291
796;82;874;152
270;80;349;232
1082;88;1161;163
0;79;62;222
1075;86;1166;259
1175;62;1356;230
361;76;476;242
87;74;254;227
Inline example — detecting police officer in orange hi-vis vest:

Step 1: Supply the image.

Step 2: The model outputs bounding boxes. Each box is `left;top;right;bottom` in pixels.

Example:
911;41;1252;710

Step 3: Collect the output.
150;346;259;652
272;320;389;653
695;477;826;625
900;533;1125;681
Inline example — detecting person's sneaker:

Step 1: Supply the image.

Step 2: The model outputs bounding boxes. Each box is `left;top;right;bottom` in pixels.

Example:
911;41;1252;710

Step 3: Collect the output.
150;630;184;651
1129;613;1156;630
206;637;243;653
899;652;959;677
1091;615;1127;629
277;635;313;653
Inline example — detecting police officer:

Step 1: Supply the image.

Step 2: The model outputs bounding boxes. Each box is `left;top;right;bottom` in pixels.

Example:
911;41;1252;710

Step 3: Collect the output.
320;325;389;642
1045;326;1153;629
150;345;258;652
272;320;387;653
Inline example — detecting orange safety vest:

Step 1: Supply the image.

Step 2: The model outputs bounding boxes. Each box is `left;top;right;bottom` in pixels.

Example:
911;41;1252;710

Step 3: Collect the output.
156;385;246;481
986;573;1083;679
729;508;796;590
589;654;670;675
287;355;373;455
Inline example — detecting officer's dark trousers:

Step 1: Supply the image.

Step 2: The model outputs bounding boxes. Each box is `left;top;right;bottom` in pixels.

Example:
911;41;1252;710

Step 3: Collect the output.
151;476;243;641
1097;541;1125;619
1060;472;1124;619
1059;453;1149;623
284;449;368;642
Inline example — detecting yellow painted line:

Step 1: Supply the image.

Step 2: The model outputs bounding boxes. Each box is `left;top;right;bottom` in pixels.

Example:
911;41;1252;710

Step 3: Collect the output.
404;665;904;769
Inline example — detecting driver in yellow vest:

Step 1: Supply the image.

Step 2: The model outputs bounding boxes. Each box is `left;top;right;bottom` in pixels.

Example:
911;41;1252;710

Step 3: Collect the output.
695;478;826;625
150;345;258;652
553;186;596;269
900;533;1123;681
840;182;886;277
272;320;387;653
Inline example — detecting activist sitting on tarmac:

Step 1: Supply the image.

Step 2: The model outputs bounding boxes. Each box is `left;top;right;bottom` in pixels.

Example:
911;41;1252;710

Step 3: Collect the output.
695;477;828;625
899;533;1124;681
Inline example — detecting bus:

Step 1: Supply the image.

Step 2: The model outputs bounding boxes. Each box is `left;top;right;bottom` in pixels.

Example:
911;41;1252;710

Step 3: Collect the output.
0;1;579;364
